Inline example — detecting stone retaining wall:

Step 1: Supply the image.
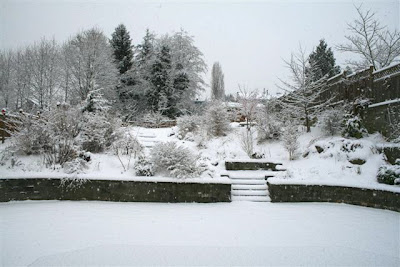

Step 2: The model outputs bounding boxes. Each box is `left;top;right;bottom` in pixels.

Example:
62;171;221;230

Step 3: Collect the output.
0;178;231;203
268;182;400;212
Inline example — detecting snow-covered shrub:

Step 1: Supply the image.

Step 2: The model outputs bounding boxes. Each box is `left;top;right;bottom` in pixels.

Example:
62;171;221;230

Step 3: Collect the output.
255;111;282;142
111;130;143;172
377;164;400;185
240;128;255;158
141;111;171;128
204;101;231;137
11;114;52;155
60;176;89;190
79;112;117;153
177;115;201;139
281;122;299;160
320;108;345;136
63;157;89;174
134;155;154;176
151;142;202;178
342;115;368;139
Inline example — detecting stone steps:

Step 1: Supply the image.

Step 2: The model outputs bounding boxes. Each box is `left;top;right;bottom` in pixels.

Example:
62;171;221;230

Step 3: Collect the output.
232;195;271;202
224;160;285;203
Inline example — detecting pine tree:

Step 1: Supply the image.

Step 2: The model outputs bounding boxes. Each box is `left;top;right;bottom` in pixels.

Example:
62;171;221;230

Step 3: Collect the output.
136;29;155;79
110;24;133;74
149;44;172;114
308;39;340;81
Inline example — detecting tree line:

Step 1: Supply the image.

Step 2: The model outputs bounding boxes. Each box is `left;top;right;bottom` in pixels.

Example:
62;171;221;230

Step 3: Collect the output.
0;26;207;120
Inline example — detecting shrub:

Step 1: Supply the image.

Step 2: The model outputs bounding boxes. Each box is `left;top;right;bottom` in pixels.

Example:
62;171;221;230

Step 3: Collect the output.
111;130;143;172
78;112;117;153
342;115;368;139
320;108;345;136
377;164;400;185
11;114;52;155
134;155;154;176
255;111;282;142
177;115;201;139
151;142;202;178
240;128;255;158
204;101;231;137
281;122;299;160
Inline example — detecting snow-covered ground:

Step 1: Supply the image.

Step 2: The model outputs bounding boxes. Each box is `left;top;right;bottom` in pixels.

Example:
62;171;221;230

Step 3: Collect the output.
1;201;399;266
1;123;399;192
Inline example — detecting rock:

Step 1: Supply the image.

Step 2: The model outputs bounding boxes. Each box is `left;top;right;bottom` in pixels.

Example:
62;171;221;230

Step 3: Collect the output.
315;145;324;153
349;158;366;165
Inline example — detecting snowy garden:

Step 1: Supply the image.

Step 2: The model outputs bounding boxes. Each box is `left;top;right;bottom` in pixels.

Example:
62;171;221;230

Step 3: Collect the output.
1;2;400;266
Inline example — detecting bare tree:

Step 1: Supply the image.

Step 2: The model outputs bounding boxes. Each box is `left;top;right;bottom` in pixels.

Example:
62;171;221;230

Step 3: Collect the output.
0;50;14;108
29;38;60;110
65;28;118;105
337;5;400;70
13;48;33;110
211;62;225;101
277;46;333;132
237;85;260;130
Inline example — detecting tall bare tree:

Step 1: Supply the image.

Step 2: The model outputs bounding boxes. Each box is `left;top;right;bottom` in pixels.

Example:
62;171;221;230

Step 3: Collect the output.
65;28;118;105
211;62;225;101
277;46;333;132
337;5;400;70
0;50;14;109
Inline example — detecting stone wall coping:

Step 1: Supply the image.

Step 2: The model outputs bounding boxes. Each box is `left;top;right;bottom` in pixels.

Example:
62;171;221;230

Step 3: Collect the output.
225;159;282;164
0;174;232;185
268;178;400;193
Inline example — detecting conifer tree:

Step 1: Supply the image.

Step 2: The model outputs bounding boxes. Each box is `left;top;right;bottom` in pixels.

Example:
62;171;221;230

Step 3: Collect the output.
110;24;133;74
308;39;340;81
149;44;172;114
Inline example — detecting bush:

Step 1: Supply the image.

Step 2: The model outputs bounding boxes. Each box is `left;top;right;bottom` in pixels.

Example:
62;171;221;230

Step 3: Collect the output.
11;114;52;155
320;108;345;136
204;101;231;137
78;112;117;153
151;142;202;178
377;164;400;185
281;122;299;160
111;130;143;172
342;115;368;139
10;105;82;168
134;155;154;176
255;111;282;142
177;115;201;139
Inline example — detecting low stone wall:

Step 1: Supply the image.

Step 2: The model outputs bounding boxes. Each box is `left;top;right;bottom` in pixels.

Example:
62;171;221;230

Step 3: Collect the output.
0;178;231;203
225;161;283;171
268;182;400;212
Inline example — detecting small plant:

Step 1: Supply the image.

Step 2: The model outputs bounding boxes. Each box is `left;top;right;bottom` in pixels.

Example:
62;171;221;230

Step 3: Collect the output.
204;101;231;137
111;130;143;172
320;108;345;136
177;115;201;139
377;164;400;185
255;111;282;142
342;115;368;139
240;128;255;158
134;155;154;176
151;142;202;178
281;122;299;160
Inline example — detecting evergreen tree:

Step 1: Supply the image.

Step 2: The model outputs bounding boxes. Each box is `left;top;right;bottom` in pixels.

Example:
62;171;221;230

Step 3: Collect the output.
308;39;340;81
149;44;172;114
136;29;155;79
211;62;225;101
110;24;133;74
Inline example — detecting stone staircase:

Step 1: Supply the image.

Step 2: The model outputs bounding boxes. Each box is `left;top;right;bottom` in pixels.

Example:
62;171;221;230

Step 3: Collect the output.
137;133;159;149
223;160;285;202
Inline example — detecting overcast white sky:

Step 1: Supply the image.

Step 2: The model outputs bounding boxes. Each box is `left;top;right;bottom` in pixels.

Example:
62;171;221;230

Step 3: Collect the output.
1;0;399;98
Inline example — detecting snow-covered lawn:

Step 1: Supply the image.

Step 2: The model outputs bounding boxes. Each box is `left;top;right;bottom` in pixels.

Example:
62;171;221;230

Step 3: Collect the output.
1;201;399;266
